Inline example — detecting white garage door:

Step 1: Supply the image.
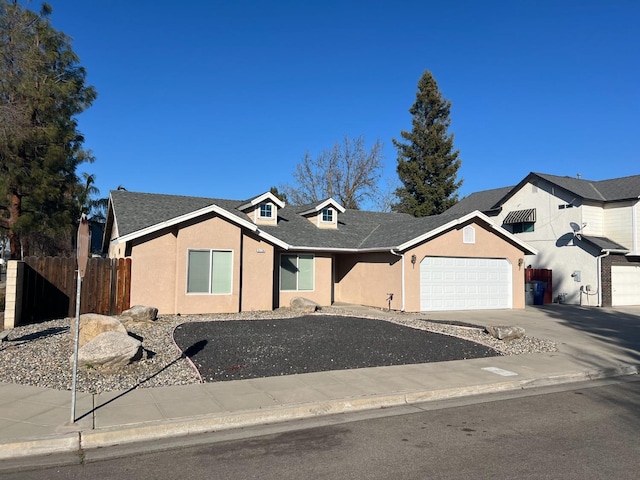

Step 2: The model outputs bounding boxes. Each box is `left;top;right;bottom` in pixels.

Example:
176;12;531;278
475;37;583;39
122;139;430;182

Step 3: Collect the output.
611;265;640;306
420;257;512;311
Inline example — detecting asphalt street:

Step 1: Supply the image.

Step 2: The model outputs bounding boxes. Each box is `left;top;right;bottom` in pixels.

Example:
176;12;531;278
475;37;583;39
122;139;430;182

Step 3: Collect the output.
6;377;640;479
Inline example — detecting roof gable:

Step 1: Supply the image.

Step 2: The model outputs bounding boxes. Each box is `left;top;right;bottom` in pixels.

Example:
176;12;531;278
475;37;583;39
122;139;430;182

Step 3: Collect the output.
237;191;285;211
500;172;640;206
296;198;346;215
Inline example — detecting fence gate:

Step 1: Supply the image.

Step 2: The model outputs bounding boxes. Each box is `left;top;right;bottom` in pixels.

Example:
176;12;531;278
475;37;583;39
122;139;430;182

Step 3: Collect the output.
19;256;131;324
525;268;553;304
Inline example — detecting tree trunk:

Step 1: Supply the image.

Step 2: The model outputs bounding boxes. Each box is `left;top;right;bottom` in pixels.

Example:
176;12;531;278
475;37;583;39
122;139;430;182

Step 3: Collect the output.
7;192;22;260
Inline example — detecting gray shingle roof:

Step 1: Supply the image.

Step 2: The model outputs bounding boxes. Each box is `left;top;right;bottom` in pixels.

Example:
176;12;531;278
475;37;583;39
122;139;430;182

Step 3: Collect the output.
110;190;243;237
443;186;514;216
107;190;496;252
443;172;640;218
530;172;640;202
580;235;629;252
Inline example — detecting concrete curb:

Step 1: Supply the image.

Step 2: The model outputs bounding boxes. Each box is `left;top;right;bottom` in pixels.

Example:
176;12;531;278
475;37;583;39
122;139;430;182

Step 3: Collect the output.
2;365;638;461
0;433;79;461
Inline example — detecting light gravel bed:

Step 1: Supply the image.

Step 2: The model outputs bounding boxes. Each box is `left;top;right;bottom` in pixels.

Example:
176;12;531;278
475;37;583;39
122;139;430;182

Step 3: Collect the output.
0;306;557;394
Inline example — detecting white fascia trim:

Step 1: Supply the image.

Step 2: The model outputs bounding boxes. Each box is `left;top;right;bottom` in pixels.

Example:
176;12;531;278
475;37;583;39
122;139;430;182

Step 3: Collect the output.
237;192;285;210
298;198;346;215
286;246;393;254
111;204;289;250
396;210;539;255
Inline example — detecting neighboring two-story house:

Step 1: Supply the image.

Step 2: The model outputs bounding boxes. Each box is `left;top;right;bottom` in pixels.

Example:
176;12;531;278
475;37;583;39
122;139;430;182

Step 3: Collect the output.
445;172;640;307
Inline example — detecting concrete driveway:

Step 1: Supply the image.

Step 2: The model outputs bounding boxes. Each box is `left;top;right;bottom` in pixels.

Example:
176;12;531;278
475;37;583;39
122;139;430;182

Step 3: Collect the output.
424;304;640;371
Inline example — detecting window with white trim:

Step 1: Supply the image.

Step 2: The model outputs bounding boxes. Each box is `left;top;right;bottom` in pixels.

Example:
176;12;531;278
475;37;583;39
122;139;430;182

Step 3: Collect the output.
259;203;273;219
321;208;333;222
187;249;233;294
280;254;314;291
463;225;476;244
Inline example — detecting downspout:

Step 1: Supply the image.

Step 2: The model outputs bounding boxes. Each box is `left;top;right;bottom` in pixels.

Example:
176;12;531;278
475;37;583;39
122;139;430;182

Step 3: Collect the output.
633;199;639;254
596;250;610;307
390;249;405;312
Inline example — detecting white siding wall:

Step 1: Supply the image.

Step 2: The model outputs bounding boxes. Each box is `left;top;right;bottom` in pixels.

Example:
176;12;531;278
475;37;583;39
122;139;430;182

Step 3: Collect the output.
497;179;599;305
582;204;604;236
603;202;634;249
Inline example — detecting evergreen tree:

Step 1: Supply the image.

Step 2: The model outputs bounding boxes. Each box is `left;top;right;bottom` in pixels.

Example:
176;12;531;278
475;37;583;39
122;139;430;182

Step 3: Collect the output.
393;70;462;216
0;1;96;258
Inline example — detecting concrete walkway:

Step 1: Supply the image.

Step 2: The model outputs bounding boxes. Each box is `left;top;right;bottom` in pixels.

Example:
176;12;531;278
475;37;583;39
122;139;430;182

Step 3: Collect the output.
1;304;639;462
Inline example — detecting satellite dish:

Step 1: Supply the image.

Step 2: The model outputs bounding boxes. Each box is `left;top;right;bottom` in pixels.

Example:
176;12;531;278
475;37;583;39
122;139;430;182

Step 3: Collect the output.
570;222;586;240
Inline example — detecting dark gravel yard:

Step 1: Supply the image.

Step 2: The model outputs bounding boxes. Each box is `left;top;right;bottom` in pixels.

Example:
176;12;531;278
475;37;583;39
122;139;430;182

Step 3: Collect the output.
173;315;499;382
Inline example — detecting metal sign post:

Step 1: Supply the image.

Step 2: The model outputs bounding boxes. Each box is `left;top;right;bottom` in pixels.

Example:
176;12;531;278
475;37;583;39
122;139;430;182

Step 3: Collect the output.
71;214;90;424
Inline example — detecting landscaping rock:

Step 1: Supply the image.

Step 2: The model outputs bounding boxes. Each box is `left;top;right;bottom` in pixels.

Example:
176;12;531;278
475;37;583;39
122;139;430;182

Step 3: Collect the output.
71;313;128;348
120;305;158;324
72;331;142;371
290;297;320;313
485;325;525;342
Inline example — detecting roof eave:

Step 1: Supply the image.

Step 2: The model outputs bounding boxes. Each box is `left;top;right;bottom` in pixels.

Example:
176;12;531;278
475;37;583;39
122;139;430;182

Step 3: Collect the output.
396;210;538;255
112;204;289;250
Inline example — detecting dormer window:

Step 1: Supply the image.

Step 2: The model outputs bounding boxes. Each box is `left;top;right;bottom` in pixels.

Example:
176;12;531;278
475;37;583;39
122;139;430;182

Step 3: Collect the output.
237;192;285;226
321;208;333;223
297;197;345;230
259;203;273;219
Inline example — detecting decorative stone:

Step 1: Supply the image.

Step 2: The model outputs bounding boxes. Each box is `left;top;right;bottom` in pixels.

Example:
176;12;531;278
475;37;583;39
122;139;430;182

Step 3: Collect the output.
71;331;142;370
485;325;525;342
290;297;320;313
70;313;128;348
119;305;158;324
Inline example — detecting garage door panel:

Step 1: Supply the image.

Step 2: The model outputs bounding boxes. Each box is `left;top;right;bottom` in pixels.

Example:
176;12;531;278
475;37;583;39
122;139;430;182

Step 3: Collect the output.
612;265;640;306
421;256;512;311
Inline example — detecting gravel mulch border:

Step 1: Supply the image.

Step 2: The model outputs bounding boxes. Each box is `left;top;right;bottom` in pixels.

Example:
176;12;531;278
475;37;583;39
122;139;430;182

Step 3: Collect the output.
0;306;558;393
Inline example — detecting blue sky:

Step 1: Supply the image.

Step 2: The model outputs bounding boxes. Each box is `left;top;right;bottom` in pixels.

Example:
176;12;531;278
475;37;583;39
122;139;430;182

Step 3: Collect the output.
37;0;639;209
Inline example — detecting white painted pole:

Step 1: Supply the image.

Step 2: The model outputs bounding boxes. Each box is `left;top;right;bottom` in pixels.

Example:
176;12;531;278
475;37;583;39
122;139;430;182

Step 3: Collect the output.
70;272;82;424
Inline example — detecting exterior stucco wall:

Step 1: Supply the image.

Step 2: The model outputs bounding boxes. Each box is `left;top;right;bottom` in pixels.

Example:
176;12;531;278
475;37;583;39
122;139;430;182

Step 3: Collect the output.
279;253;333;307
129;230;178;314
174;215;242;314
402;221;527;311
334;252;402;310
240;233;275;311
334;221;530;312
124;214;276;315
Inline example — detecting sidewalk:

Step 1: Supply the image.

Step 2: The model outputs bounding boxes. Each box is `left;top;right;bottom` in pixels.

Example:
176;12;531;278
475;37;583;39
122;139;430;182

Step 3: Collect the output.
1;304;639;462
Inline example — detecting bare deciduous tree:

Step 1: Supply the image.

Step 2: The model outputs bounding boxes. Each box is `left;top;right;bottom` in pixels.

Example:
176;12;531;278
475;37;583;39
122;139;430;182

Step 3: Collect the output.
284;136;383;209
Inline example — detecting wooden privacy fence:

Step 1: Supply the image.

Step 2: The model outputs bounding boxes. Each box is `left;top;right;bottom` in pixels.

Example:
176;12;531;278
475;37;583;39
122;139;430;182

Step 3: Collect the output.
20;256;131;323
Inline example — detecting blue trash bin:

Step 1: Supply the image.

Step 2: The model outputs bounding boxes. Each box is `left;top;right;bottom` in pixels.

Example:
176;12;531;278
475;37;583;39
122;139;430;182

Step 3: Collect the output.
532;281;546;305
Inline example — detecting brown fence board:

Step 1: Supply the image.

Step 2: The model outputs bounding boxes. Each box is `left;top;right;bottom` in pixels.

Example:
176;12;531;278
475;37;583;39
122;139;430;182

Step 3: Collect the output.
19;257;131;325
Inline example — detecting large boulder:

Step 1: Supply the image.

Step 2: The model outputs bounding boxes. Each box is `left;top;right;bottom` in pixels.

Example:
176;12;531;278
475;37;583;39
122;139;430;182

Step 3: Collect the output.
485;325;525;342
290;297;320;313
71;331;142;370
71;313;128;348
119;305;158;324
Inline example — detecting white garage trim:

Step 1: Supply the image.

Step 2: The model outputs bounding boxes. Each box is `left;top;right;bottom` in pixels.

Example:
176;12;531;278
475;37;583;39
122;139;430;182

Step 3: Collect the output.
611;265;640;306
420;256;512;311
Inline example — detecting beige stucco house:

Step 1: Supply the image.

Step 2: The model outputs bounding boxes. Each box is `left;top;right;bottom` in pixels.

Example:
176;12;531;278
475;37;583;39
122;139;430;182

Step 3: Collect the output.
102;190;537;314
445;172;640;307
